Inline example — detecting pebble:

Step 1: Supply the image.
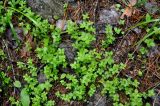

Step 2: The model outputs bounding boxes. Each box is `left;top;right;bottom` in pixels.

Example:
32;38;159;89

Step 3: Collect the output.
133;28;142;34
56;20;67;30
147;45;160;58
59;41;76;63
38;72;47;83
99;8;120;25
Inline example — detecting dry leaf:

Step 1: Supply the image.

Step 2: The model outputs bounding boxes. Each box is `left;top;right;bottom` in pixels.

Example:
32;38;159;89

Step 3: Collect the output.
120;0;137;19
20;34;34;58
120;7;133;19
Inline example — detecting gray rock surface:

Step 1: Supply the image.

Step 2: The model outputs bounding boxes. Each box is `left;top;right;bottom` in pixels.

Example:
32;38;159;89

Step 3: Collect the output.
59;40;76;63
65;0;75;2
27;0;65;19
86;88;112;106
98;8;120;25
56;20;67;30
87;93;107;106
38;72;47;83
145;2;159;14
96;7;120;34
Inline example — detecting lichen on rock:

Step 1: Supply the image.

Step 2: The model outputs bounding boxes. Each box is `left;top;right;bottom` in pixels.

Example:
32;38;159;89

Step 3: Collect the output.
27;0;65;20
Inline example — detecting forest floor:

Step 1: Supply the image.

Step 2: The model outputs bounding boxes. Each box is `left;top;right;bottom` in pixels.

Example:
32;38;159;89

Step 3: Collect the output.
0;0;160;106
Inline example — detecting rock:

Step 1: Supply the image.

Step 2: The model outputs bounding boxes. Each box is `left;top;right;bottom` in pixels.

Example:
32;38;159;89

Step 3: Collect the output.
6;27;23;42
145;2;159;14
98;8;120;25
151;89;160;106
87;93;107;106
27;0;65;19
65;0;75;2
38;72;47;83
86;89;112;106
96;6;120;34
5;27;24;49
133;28;142;34
147;45;160;58
56;20;67;30
59;40;76;63
95;23;106;34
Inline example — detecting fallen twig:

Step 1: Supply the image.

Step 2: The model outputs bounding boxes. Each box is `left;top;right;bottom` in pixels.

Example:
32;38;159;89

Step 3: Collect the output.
2;39;16;94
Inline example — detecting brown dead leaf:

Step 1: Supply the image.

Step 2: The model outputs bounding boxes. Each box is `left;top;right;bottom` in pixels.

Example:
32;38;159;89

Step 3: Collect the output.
20;34;35;58
120;0;137;19
26;34;34;48
20;46;30;58
120;7;133;19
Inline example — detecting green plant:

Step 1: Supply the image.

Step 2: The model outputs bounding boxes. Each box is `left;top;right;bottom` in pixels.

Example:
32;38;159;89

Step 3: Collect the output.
136;0;148;7
135;13;160;55
0;49;6;60
138;70;143;76
118;19;125;25
115;4;121;11
0;0;157;106
114;27;122;34
20;88;30;106
128;53;134;60
139;47;148;55
122;0;147;7
144;38;155;48
13;80;21;88
0;71;10;86
0;71;11;99
63;3;68;11
102;24;115;48
16;59;55;106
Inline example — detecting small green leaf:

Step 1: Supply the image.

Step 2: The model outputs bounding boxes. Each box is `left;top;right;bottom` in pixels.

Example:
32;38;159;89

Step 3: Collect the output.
146;103;151;106
147;89;155;97
145;13;151;22
138;71;143;76
20;88;30;106
13;80;21;88
82;13;89;20
139;47;148;55
114;27;121;34
144;39;155;47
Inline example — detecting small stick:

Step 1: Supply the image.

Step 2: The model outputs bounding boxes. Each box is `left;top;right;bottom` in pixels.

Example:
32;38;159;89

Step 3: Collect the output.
153;89;160;106
93;0;99;23
3;0;8;7
2;39;16;94
95;97;102;106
